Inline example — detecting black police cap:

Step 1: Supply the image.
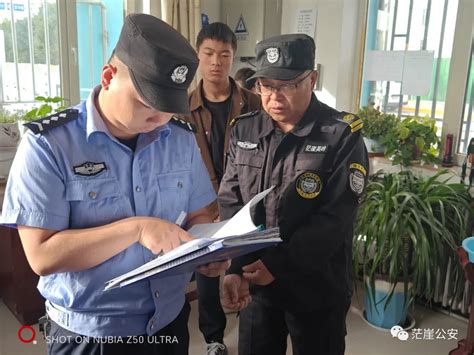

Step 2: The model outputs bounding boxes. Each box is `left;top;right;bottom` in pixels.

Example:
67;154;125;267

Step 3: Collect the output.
114;14;198;114
249;34;315;81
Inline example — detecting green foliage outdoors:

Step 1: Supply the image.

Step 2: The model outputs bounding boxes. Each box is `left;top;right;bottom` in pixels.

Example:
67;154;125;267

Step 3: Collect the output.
0;3;59;64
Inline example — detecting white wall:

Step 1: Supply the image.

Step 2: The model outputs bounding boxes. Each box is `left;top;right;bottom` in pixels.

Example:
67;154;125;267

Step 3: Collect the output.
201;0;222;23
197;0;258;79
281;0;366;112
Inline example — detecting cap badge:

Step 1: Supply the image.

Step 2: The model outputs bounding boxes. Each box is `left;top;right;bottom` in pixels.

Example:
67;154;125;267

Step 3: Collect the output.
266;48;279;64
171;65;188;84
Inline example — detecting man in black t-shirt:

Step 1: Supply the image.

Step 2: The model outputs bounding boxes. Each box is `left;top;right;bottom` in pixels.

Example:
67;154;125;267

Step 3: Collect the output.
180;23;259;355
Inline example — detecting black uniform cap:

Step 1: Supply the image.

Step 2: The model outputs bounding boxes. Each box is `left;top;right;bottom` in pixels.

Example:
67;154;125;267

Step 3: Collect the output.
249;34;315;81
114;14;199;114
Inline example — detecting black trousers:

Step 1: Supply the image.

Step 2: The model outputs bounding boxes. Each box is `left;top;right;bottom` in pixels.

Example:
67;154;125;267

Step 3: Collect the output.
196;272;227;344
44;301;190;355
238;295;350;355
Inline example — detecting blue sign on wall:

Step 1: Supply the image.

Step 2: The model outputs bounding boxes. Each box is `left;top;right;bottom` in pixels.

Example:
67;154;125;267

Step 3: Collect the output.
202;13;209;28
13;3;24;11
0;3;25;11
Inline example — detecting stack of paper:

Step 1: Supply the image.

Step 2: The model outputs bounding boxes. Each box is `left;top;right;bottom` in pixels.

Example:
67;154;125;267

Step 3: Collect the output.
105;187;281;290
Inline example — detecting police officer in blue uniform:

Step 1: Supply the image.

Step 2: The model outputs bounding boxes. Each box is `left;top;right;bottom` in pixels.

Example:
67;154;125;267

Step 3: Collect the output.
219;34;369;355
1;14;228;355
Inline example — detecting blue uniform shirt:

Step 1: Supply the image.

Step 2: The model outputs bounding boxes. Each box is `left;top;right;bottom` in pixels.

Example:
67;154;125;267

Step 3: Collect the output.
1;86;216;337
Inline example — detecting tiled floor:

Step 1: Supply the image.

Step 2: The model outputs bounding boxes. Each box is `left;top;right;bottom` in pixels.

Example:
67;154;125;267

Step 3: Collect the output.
0;296;468;355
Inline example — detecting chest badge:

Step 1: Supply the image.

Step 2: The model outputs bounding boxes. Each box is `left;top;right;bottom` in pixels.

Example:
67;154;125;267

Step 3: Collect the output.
73;162;107;176
296;172;322;199
237;141;258;150
305;144;328;153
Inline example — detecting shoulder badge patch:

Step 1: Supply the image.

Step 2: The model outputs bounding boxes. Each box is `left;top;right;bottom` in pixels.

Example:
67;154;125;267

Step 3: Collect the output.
23;109;79;134
237;141;258;150
170;116;196;133
296;172;322;199
342;113;356;123
350;120;363;133
339;113;363;133
349;162;367;196
230;110;259;127
74;162;107;176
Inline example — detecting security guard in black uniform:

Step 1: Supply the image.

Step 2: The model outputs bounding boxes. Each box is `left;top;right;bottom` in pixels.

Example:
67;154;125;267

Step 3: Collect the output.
218;34;369;355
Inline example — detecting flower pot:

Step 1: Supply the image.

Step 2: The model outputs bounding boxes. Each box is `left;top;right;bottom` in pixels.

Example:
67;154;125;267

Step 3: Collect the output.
0;122;20;147
18;120;31;137
364;278;412;329
363;137;384;154
0;146;17;178
0;123;20;178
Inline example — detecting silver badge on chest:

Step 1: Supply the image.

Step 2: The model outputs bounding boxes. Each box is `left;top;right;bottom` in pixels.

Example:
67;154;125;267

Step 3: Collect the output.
73;162;107;176
237;141;258;150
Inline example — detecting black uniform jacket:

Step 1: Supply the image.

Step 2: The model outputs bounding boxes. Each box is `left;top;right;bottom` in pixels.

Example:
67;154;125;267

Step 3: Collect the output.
218;94;369;312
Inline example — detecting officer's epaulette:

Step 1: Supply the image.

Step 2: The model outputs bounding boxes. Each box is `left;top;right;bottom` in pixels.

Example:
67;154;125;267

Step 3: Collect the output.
229;110;259;127
336;112;363;133
170;116;196;133
24;108;80;135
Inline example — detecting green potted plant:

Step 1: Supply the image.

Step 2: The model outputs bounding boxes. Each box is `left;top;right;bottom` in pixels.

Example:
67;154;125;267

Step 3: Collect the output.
23;95;65;122
358;105;400;154
19;96;65;136
0;108;21;143
382;115;440;166
353;170;472;329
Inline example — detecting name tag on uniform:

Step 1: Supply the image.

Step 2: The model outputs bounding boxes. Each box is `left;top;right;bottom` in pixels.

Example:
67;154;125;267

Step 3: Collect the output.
304;144;328;153
237;141;258;150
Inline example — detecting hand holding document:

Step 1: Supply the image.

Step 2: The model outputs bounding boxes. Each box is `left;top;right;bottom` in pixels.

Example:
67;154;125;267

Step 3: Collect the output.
105;186;281;290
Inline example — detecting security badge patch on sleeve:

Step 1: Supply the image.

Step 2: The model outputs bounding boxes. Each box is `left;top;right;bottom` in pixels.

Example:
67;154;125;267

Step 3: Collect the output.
349;163;367;196
74;162;107;176
296;172;322;199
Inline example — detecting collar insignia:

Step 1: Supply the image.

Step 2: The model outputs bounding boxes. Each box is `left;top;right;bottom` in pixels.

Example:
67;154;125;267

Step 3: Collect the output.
24;109;79;134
